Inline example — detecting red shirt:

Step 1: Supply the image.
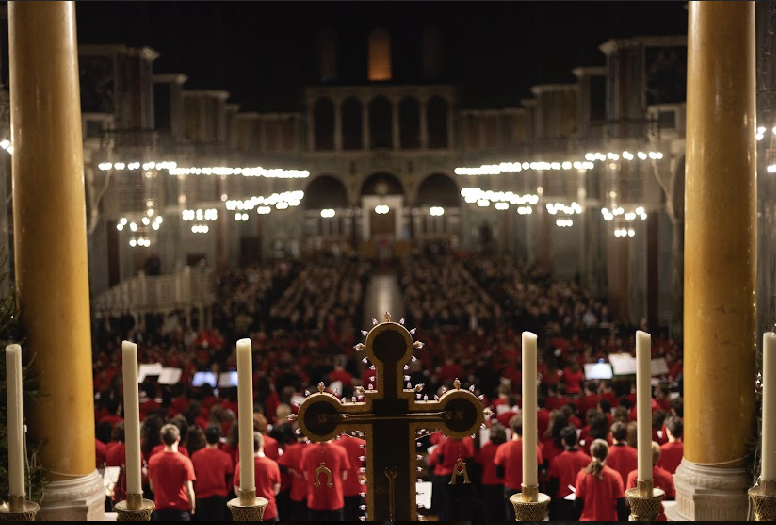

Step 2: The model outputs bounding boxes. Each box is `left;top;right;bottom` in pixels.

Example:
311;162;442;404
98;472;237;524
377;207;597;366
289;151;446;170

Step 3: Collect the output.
541;438;564;467
96;439;106;468
330;369;354;386
626;466;674;521
98;414;124;430
432;437;474;476
547;449;591;498
277;442;307;502
168;398;190;418
537;409;550;439
234;455;281;520
575;465;624;521
147;451;196;511
264;435;280;461
607;444;639;486
658;441;684;474
191;447;234;498
562;368;585;394
139;399;162;421
475;441;502;485
494;439;543;490
151;444;189;459
334;435;367;497
105;442;127;502
300;442;350;510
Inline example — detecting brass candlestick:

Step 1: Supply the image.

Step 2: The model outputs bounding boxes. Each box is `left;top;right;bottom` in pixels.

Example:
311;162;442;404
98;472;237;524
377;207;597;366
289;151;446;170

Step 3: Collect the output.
114;493;155;521
0;496;39;521
750;478;776;521
510;484;551;521
227;488;268;521
625;479;665;521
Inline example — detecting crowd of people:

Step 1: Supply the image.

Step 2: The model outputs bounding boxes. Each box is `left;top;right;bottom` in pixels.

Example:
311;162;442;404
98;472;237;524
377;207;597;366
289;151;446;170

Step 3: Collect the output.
90;247;684;520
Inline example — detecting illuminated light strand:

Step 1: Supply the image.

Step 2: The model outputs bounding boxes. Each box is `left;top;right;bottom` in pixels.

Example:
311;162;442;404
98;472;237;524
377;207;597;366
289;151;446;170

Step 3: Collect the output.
454;151;665;176
182;208;219;221
225;191;304;211
601;206;647;222
375;204;390;214
545;202;582;216
556;219;574;227
97;161;309;179
461;188;539;205
191;224;209;234
614;227;636;238
429;206;445;216
320;209;336;218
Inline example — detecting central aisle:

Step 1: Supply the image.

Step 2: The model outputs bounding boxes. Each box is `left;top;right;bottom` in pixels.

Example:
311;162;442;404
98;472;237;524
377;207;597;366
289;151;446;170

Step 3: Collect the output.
363;272;405;327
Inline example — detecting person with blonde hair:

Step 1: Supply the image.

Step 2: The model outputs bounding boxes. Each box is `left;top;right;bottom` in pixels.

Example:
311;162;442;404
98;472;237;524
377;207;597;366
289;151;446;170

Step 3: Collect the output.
574;439;626;521
626;441;675;521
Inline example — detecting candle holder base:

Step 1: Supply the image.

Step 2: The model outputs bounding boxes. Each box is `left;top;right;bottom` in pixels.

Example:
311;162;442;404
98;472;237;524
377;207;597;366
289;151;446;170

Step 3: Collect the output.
625;480;665;521
0;496;40;521
114;494;154;521
227;489;268;521
510;484;551;521
749;478;776;521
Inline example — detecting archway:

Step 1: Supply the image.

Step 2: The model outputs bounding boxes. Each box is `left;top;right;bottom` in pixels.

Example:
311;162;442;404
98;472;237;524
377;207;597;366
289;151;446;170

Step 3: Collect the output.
314;98;334;151
399;97;420;149
360;172;404;242
342;97;362;150
415;173;461;243
304;174;349;209
428;96;448;149
369;96;393;149
303;174;350;251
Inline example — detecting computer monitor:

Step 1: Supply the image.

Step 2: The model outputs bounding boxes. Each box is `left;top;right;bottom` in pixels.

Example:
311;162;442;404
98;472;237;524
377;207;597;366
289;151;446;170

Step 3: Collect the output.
191;371;217;387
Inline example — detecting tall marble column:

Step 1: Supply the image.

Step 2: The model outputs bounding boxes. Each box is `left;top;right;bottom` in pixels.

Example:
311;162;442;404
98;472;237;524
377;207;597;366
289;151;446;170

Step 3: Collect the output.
8;1;104;519
670;2;756;521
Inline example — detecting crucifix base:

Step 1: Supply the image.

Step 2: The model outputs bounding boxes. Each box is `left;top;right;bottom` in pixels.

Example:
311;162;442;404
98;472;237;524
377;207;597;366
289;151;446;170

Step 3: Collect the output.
114;493;154;521
0;496;39;521
226;489;268;521
510;484;550;521
625;479;665;521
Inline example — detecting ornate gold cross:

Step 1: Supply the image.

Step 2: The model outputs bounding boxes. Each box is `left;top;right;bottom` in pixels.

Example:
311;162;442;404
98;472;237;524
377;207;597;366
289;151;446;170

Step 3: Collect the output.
296;313;484;520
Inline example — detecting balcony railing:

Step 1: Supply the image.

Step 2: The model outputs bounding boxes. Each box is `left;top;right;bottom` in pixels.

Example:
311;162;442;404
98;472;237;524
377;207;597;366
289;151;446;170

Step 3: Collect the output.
92;266;215;316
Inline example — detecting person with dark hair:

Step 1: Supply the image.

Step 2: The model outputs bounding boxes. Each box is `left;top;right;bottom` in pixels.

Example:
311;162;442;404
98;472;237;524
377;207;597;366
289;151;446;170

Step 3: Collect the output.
99;397;124;429
253;413;280;461
105;421;127;504
186;426;207;457
191;426;233;522
542;411;569;469
547;425;590;520
301;438;350;520
494;415;543;521
148;424;197;521
626;441;675;521
151;415;191;459
139;382;162;421
653;409;669;446
475;423;507;521
659;416;684;474
574;439;627;521
277;425;308;521
334;433;367;521
141;414;165;465
598;398;612;426
607;421;638;485
582;413;611;455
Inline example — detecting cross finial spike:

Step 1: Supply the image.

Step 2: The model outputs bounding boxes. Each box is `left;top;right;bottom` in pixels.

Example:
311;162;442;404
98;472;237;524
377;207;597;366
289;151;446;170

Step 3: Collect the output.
317;382;326;393
454;378;462;390
383;311;391;322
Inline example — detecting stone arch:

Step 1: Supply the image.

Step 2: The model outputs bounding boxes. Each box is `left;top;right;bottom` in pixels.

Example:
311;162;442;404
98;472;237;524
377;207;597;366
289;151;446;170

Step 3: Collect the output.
314;98;334;151
360;172;404;197
341;97;362;150
369;96;393;149
416;173;460;207
428;96;448;148
399;96;420;149
304;174;349;209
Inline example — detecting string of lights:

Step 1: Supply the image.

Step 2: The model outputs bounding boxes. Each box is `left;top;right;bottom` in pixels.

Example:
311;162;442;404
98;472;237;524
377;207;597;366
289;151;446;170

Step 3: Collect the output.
454;150;665;176
96;160;309;179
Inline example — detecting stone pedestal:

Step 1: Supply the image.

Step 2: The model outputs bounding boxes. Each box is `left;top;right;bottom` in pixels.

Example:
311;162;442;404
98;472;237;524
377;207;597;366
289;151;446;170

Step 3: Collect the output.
666;459;750;521
36;470;106;521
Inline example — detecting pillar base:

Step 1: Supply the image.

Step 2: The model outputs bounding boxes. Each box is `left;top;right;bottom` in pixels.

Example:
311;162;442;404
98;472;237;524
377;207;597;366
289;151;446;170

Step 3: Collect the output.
668;458;750;521
37;470;105;521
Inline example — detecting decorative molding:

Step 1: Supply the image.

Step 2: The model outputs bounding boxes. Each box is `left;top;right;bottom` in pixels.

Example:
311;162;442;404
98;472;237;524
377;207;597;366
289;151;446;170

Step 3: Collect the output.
671;458;750;521
37;469;105;522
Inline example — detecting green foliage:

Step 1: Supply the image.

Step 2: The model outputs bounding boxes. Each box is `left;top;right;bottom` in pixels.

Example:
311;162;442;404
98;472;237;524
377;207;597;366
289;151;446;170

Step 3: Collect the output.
0;251;47;502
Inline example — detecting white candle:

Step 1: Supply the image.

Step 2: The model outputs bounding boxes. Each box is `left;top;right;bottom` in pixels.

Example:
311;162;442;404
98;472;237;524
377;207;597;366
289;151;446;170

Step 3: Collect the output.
762;333;776;480
522;332;538;488
236;338;255;492
636;331;653;481
6;344;24;497
121;341;142;496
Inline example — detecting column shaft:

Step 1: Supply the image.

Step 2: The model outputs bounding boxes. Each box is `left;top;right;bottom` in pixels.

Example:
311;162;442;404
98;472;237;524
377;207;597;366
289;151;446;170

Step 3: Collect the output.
9;0;95;478
684;0;756;467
